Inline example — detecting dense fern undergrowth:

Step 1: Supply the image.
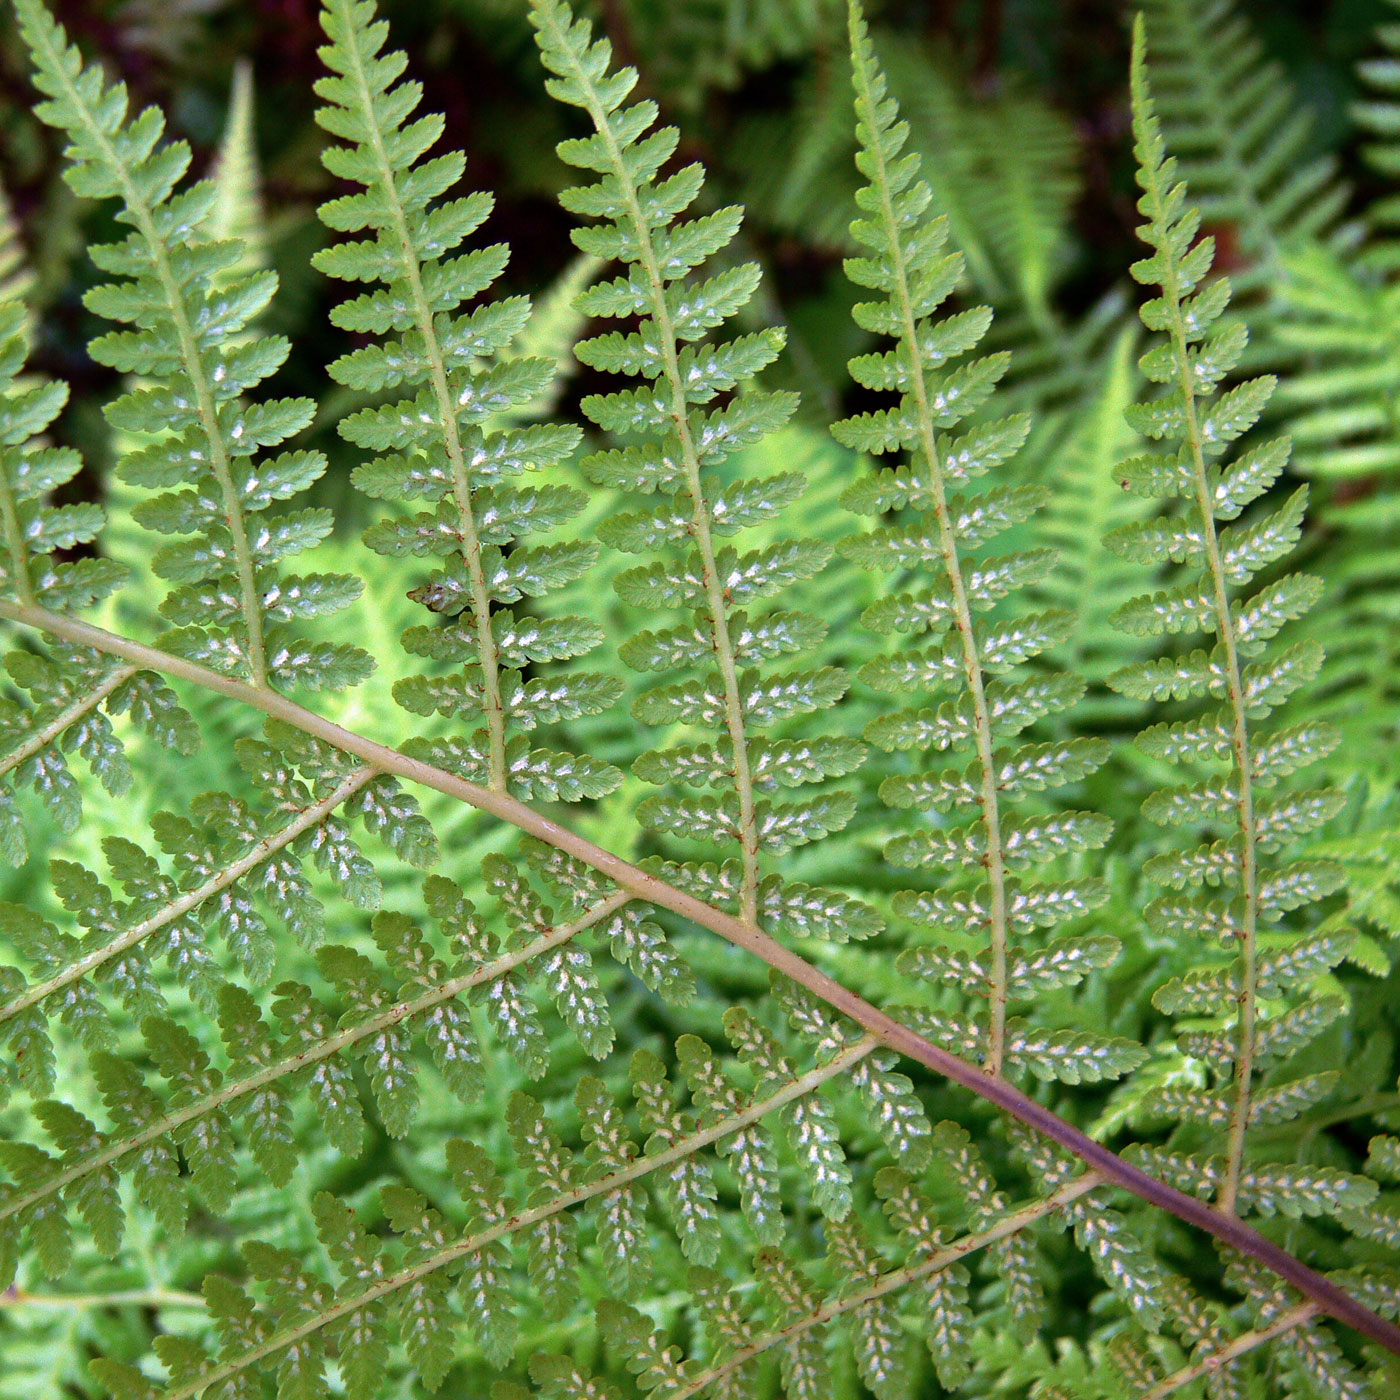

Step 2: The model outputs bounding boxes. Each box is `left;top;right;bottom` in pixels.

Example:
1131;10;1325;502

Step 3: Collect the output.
3;0;1400;1397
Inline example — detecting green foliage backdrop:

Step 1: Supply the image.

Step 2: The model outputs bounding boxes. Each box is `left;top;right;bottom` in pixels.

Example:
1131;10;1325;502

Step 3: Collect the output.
0;1;1399;1398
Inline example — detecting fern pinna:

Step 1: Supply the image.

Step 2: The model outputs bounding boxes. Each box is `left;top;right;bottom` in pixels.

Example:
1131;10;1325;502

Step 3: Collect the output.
314;0;623;808
530;0;875;944
1091;23;1388;1390
2;0;1400;1397
835;6;1136;1091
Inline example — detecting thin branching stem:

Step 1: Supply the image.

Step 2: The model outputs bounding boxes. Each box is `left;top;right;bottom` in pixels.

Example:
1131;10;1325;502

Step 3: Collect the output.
328;0;508;788
22;13;270;686
0;889;631;1228
0;1286;205;1310
1;598;1395;1355
670;1172;1102;1399
849;18;1013;1075
0;765;375;1030
1139;148;1261;1217
156;1034;883;1400
1140;1301;1321;1400
534;0;764;921
0;662;137;781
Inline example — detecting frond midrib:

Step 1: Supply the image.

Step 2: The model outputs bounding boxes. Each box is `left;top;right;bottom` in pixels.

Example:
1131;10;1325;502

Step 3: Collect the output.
532;0;765;921
326;0;510;789
21;7;271;685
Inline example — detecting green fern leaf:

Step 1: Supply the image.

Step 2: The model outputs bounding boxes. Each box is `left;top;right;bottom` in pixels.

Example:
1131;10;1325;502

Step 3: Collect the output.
529;0;872;941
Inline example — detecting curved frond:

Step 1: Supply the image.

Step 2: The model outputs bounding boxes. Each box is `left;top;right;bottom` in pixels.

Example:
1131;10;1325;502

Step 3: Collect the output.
1121;18;1350;1223
529;0;872;937
835;3;1126;1086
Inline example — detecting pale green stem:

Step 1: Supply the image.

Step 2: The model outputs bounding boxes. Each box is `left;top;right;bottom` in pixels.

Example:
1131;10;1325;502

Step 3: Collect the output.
849;26;1012;1075
329;0;508;789
1143;174;1261;1218
0;663;138;781
0;889;631;1227
157;1035;882;1400
1139;1301;1320;1400
535;2;763;921
669;1172;1102;1400
0;1286;205;1310
0;598;1395;1353
0;765;375;1030
24;17;270;685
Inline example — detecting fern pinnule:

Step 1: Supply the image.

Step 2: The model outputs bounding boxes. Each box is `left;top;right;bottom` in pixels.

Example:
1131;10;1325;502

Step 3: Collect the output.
835;3;1127;1088
1120;18;1355;1223
313;0;621;806
13;0;370;697
529;0;871;939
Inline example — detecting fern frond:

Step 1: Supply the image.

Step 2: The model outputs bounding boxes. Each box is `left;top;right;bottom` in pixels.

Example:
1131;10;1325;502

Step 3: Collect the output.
0;179;33;312
208;62;266;274
77;1018;924;1397
14;0;371;693
1353;0;1400;272
1137;0;1350;298
529;0;870;935
604;1166;1096;1400
1028;327;1158;710
313;0;619;800
4;7;1400;1389
1123;18;1345;1221
0;719;449;1104
0;867;634;1284
836;2;1121;1084
0;286;198;873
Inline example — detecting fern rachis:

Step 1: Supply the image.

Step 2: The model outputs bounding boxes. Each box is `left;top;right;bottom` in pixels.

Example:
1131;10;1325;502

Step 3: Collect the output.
0;0;1398;1394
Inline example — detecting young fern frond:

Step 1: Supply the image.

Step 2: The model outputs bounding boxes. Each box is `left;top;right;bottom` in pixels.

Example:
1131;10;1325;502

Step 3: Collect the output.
13;0;370;696
835;4;1123;1085
1120;19;1349;1217
529;0;870;936
313;0;620;803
